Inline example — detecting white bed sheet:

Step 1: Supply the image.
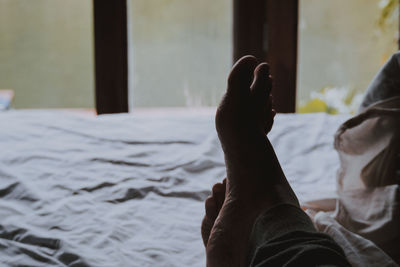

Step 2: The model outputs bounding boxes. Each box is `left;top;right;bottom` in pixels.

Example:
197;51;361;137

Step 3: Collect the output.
0;110;349;267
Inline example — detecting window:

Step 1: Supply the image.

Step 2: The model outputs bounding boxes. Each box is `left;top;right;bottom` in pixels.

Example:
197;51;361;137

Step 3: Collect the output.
128;0;232;108
297;0;399;114
3;1;397;114
0;0;94;109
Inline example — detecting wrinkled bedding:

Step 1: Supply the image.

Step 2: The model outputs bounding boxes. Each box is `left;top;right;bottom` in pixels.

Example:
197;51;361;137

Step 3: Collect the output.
0;110;349;267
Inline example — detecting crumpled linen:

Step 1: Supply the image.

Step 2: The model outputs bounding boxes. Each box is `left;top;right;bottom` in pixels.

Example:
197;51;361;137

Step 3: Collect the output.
306;96;400;267
0;110;348;267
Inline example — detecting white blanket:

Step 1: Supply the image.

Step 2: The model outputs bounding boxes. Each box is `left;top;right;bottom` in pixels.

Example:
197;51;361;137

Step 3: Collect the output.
0;110;349;266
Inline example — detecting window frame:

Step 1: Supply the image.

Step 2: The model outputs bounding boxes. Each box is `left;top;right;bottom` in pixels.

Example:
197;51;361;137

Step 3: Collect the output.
93;0;129;115
233;0;298;113
93;0;400;114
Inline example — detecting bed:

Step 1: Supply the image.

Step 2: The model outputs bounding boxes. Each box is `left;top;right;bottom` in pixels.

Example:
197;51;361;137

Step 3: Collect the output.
0;109;350;266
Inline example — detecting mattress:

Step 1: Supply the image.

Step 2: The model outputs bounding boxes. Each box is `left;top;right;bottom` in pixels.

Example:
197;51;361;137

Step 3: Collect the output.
0;110;350;266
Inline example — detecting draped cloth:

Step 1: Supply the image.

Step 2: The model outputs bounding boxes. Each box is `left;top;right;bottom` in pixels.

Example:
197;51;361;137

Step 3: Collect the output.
304;51;400;266
305;96;400;267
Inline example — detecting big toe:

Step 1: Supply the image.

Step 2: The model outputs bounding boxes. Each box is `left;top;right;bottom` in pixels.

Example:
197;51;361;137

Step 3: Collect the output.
216;56;258;132
226;55;258;98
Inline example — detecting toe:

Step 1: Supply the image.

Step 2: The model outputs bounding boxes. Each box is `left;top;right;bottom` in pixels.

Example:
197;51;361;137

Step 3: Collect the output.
264;110;276;134
263;94;275;133
205;196;218;219
251;63;272;107
226;55;258;97
212;183;224;195
212;183;226;211
216;56;258;133
201;216;213;247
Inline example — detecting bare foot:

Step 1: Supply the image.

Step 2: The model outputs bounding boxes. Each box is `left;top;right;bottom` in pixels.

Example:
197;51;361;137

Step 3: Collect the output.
206;56;299;267
201;89;276;247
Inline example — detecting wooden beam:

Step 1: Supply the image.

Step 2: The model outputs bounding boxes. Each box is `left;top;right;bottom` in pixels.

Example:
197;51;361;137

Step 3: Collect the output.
266;0;298;113
93;0;129;114
233;0;267;62
233;0;298;113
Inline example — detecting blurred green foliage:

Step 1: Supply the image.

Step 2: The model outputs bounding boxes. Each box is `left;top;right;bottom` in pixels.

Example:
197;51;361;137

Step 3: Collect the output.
378;0;399;30
298;87;363;114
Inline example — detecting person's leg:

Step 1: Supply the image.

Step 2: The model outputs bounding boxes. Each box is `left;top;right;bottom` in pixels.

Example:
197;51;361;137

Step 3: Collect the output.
203;56;350;266
202;182;350;266
248;204;350;266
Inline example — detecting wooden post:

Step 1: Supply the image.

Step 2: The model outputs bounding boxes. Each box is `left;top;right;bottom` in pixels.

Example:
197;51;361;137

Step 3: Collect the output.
266;0;298;113
233;0;298;113
233;0;267;62
93;0;129;114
